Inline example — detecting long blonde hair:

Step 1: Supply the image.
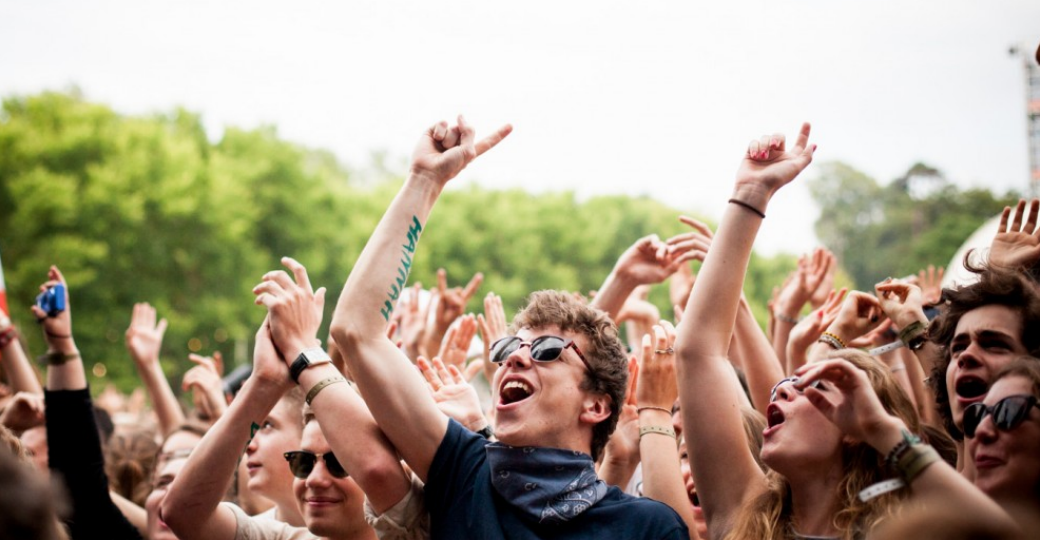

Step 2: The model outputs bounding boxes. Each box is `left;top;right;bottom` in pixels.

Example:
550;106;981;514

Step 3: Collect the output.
723;350;920;540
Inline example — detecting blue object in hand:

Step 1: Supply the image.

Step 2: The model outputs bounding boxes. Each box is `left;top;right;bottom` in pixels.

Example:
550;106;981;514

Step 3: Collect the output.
36;284;66;317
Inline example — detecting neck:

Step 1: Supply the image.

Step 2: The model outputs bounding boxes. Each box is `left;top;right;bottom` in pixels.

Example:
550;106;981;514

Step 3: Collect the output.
324;525;378;540
274;501;305;528
787;462;844;538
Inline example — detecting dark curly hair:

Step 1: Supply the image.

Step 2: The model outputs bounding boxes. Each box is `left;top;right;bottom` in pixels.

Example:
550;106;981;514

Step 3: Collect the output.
510;290;629;461
927;261;1040;440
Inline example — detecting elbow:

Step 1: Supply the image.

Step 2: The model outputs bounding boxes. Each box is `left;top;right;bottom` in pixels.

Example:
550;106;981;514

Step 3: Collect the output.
159;497;188;534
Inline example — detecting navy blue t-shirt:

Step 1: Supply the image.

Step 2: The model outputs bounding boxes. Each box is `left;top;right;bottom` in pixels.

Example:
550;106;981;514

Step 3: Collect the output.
425;419;689;539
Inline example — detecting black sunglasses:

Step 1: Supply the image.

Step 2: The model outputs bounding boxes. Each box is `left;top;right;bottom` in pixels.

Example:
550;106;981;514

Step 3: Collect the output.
283;450;349;479
490;335;591;371
963;394;1040;439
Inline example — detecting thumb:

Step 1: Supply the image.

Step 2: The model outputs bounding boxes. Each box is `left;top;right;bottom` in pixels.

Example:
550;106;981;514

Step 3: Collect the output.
315;287;327;310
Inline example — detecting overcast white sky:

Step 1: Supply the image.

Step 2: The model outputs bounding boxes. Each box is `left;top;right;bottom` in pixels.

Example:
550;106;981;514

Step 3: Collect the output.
3;1;1038;255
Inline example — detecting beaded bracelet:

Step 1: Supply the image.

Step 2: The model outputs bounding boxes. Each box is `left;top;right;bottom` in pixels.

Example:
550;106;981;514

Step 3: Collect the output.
817;333;844;350
884;429;922;469
775;312;800;325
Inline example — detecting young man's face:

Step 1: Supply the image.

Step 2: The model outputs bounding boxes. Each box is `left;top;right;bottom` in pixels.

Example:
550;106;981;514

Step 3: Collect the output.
293;422;368;538
145;457;187;540
491;325;601;452
245;397;302;502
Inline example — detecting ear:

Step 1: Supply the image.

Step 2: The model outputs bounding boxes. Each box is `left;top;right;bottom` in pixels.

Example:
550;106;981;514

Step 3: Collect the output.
579;393;612;425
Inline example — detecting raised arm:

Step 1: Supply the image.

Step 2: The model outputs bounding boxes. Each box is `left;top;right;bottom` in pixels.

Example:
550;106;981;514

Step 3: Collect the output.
329;117;511;481
125;303;185;436
36;266;142;539
591;234;698;322
0;306;43;395
675;125;815;536
162;317;292;540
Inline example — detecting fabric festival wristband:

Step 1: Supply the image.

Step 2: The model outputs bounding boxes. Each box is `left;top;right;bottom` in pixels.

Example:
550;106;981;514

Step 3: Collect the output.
868;340;905;356
639;425;677;440
305;376;347;406
858;478;906;502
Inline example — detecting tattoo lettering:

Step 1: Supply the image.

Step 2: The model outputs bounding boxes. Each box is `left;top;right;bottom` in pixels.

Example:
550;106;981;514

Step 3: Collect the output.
381;216;423;321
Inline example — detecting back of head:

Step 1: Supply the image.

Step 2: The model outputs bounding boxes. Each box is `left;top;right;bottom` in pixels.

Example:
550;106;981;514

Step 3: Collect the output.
0;444;69;540
105;427;159;506
928;265;1040;439
511;290;629;461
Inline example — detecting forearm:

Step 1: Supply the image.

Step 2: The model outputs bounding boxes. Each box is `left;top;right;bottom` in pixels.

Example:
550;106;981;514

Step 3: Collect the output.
136;361;186;436
301;363;411;513
330;177;449;480
1;335;43;394
597;448;639;490
45;336;86;391
162;378;285;539
639;411;696;537
734;302;784;413
772;320;795;372
901;347;938;426
111;490;148;538
590;268;640;322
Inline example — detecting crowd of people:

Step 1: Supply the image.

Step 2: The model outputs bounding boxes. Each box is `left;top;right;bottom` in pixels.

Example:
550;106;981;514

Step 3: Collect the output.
3;113;1040;540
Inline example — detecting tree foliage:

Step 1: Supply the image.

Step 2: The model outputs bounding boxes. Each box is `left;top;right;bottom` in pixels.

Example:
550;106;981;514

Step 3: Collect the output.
1;90;793;393
808;161;1018;289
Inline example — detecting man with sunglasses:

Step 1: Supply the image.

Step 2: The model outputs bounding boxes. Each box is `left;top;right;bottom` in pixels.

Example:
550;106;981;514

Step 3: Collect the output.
325;117;687;539
163;259;418;540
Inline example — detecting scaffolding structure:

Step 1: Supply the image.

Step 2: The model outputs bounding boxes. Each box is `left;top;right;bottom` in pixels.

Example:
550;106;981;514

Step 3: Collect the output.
1012;43;1040;196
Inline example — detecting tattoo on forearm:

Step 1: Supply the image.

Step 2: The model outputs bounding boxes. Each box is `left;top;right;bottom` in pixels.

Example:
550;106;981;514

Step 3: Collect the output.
381;216;423;321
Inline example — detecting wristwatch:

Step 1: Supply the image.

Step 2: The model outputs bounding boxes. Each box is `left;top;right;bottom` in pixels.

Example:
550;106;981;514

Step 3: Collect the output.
289;347;333;383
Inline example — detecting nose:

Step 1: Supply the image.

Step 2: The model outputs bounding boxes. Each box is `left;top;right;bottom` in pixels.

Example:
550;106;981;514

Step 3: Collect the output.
972;412;998;443
246;433;259;454
306;459;333;489
775;383;797;402
503;343;533;370
957;342;984;370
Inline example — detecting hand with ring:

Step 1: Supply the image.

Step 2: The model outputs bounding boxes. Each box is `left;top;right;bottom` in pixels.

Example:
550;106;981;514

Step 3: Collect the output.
636;321;679;411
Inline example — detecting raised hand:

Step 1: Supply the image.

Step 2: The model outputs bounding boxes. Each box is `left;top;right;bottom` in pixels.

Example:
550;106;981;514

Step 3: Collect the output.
732;123;816;212
787;288;845;371
990;198;1040;271
417;356;487;432
615;234;697;286
253;257;327;363
874;279;928;331
125;302;168;366
477;292;508;382
251;316;293;391
794;358;902;446
182;353;228;422
30;266;74;349
806;248;837;310
0;391;45;432
635;322;679;410
409;115;512;186
437;314;478;371
397;283;429;360
423;269;482;357
916;265;944;306
827;291;884;345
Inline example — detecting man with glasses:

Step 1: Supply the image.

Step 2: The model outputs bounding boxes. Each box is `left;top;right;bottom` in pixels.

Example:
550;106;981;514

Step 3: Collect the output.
163;258;418;540
324;117;687;539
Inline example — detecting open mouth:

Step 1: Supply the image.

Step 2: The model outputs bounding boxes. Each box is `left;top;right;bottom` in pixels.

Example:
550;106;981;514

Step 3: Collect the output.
500;380;533;405
689;491;700;508
766;404;785;428
956;376;988;399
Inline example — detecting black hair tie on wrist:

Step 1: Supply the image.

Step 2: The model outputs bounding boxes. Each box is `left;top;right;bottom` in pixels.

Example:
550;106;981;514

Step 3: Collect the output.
728;198;766;219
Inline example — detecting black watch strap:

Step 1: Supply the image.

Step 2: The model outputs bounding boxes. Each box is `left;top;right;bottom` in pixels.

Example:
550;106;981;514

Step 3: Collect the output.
290;347;331;383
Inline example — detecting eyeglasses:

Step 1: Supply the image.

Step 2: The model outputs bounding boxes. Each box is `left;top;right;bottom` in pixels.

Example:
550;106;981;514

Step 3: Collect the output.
962;394;1040;439
490;335;591;372
769;376;825;403
283;451;349;479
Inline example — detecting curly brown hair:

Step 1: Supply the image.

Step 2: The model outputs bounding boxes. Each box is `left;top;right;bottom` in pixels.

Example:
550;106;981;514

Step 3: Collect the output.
926;263;1040;440
510;290;629;461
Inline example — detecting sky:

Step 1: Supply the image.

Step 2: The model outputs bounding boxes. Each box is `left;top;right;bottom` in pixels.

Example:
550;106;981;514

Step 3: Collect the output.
2;0;1038;256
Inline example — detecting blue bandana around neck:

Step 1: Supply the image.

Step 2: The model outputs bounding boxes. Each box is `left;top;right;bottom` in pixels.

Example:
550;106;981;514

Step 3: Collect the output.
485;442;608;525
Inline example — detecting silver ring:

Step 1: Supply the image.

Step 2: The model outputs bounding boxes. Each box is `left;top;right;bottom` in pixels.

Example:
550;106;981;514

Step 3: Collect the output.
654;347;675;355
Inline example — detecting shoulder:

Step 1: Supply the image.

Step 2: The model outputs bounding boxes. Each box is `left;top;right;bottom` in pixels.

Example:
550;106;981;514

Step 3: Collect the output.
221;502;316;540
587;488;688;536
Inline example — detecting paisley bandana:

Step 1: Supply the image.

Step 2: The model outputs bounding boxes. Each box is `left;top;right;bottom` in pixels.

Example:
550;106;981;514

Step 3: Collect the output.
486;443;608;525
